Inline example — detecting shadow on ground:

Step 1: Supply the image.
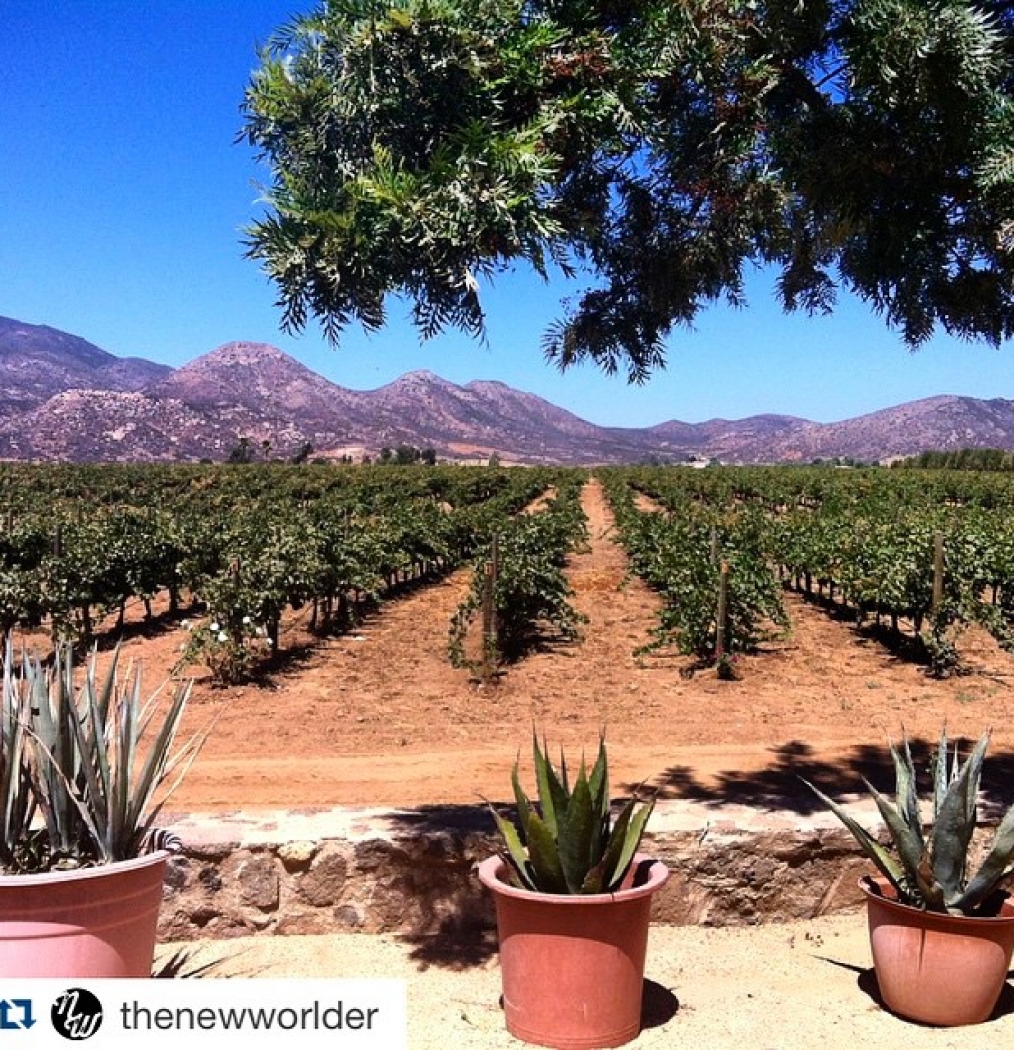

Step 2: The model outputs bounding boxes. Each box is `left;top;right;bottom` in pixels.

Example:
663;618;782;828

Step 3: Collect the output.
626;738;1014;815
398;922;498;971
641;979;679;1029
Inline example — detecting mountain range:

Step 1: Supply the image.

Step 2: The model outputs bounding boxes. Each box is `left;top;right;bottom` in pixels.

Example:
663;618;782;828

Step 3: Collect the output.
1;314;1013;465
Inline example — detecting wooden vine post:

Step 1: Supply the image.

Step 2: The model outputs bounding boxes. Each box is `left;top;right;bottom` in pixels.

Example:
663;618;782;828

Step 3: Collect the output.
715;560;730;661
481;533;500;683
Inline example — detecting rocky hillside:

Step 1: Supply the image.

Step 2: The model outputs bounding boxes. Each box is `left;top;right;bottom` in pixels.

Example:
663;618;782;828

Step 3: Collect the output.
0;316;170;418
1;315;1013;464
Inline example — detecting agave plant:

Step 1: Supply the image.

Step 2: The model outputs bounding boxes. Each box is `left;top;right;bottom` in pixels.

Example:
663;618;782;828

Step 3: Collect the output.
804;728;1014;915
488;734;655;894
0;651;35;871
2;641;206;873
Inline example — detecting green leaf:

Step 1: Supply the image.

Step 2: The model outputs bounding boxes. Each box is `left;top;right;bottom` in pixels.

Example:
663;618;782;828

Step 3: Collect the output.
801;777;907;894
933;726;949;820
587;734;609;819
606;797;655;891
525;811;568;894
510;757;531;848
862;776;924;884
929;732;989;899
557;767;595;892
488;804;536;891
891;736;922;846
954;801;1014;912
532;730;567;838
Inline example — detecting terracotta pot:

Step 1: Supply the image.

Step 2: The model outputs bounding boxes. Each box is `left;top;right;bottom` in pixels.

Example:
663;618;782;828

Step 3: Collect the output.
861;874;1014;1026
478;853;669;1050
0;851;169;977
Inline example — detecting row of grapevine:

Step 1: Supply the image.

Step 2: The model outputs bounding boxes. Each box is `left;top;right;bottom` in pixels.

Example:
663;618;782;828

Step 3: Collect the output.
449;474;589;675
599;470;787;670
0;464;580;681
768;505;1014;674
603;466;1014;676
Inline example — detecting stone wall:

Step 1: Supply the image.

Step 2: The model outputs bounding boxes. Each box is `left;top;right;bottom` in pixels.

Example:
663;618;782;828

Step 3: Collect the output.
159;801;881;940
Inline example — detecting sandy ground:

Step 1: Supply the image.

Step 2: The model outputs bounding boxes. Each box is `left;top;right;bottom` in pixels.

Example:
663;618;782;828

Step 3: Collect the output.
100;479;1014;1046
159;910;1014;1049
81;475;1013;814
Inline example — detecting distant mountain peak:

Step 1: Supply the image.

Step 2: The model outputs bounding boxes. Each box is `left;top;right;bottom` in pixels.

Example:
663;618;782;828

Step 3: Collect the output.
1;315;1012;466
192;341;295;365
385;369;459;388
0;315;171;414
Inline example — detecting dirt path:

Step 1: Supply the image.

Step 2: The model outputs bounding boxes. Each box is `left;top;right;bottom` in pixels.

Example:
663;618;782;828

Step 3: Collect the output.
117;477;1014;812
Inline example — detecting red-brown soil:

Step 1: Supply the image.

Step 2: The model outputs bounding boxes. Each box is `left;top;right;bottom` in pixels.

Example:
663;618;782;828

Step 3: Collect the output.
78;479;1014;812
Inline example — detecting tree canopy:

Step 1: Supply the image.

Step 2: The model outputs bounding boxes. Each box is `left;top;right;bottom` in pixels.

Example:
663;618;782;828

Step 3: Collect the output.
241;0;1014;381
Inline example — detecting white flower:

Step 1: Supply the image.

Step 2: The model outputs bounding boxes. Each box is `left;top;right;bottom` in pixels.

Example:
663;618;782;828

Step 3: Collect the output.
242;615;251;625
217;631;228;643
210;621;220;632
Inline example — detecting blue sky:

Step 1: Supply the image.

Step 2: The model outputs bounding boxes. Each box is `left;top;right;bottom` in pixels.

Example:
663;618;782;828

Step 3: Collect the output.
3;2;1013;429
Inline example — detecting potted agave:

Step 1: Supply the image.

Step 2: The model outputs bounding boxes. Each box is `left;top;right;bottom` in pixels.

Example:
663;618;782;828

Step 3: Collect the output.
478;735;668;1050
0;641;206;977
805;728;1014;1026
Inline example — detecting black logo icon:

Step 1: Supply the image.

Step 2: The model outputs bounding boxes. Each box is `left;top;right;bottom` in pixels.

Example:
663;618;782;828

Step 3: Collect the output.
51;988;103;1041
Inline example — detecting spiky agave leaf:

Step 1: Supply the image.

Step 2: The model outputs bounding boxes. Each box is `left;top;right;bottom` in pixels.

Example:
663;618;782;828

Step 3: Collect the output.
932;725;950;821
525;811;568;894
861;777;924;889
587;734;609;820
510;756;531;848
532;731;566;838
0;641;34;870
582;796;631;895
930;731;990;904
118;676;196;857
585;739;608;871
954;800;1014;913
586;790;657;893
25;651;83;861
801;777;908;898
890;735;922;845
488;803;537;891
557;764;595;893
607;794;655;892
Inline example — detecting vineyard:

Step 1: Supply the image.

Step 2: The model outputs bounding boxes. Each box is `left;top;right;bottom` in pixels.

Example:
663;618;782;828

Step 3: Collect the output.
4;462;1014;811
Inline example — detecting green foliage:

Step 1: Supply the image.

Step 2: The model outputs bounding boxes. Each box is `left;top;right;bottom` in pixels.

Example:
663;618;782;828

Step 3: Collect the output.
449;480;588;669
228;438;256;464
489;734;655;894
0;651;34;872
376;445;437;465
900;449;1014;472
601;470;788;663
805;728;1014;916
10;462;1014;687
0;462;575;683
1;643;205;874
243;0;1014;380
